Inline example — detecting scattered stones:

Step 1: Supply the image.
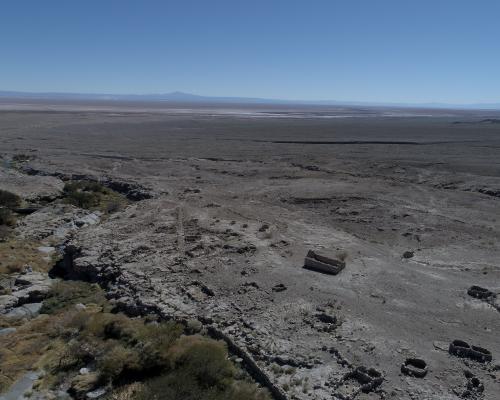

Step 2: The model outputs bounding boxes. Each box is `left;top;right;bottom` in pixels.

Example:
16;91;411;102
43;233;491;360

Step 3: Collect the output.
401;358;428;378
345;366;383;393
402;251;414;259
184;188;201;194
467;285;496;300
316;312;337;324
466;376;484;393
258;224;270;232
461;371;484;399
272;283;287;292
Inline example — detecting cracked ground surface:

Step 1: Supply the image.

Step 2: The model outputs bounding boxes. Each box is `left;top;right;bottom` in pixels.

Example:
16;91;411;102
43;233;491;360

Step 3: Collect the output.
1;103;500;399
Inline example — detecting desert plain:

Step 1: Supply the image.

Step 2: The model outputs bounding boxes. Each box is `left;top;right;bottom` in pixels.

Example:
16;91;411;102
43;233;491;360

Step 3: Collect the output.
1;100;499;400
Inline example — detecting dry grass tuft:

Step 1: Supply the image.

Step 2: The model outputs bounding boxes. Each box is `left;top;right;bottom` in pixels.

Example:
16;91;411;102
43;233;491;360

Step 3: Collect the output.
0;239;55;275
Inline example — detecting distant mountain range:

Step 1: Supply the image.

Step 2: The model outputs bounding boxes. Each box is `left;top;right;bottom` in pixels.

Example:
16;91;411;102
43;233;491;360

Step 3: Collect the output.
1;90;499;110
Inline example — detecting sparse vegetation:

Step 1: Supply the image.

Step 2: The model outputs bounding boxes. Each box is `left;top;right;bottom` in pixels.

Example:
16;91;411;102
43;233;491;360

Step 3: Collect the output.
0;208;15;228
12;153;34;164
0;189;21;209
62;181;127;213
63;181;104;209
0;239;54;274
270;363;282;375
39;281;109;314
1;277;269;400
0;190;21;237
0;224;11;241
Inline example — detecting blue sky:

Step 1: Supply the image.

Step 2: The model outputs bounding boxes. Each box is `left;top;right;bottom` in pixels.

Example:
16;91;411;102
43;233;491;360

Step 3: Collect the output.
1;1;499;104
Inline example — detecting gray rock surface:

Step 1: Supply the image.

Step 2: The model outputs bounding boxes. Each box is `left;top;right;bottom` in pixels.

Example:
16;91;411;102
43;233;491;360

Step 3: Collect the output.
0;327;17;336
0;167;63;201
0;371;39;400
0;272;53;313
15;204;101;240
4;302;43;319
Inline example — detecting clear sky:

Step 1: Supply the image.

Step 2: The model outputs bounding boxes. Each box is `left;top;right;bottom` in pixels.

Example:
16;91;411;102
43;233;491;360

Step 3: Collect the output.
1;0;499;104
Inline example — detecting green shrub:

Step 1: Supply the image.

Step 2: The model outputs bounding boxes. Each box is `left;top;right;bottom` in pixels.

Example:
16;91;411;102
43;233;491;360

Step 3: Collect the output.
68;372;100;397
0;190;20;229
62;181;126;213
56;337;98;371
0;190;21;208
63;181;105;209
0;209;15;227
0;225;11;240
135;335;238;400
168;335;235;389
64;189;100;209
64;181;106;194
106;200;122;213
37;281;267;400
98;341;141;381
230;382;271;400
12;154;33;163
40;281;109;315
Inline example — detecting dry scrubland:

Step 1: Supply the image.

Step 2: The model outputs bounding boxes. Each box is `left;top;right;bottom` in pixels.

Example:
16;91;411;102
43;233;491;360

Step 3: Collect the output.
0;102;499;400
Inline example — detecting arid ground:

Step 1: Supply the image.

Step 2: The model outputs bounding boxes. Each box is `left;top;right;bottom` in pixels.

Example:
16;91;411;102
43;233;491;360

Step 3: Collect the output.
1;101;499;400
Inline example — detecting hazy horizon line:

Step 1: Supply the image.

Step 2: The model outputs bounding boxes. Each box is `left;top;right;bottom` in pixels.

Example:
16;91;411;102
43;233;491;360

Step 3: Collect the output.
1;89;500;110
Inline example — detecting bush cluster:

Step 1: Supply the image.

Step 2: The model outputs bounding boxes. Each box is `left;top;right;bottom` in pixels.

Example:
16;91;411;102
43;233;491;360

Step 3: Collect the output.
0;190;21;209
37;284;269;400
135;335;269;400
62;181;125;213
0;209;15;227
0;190;21;238
40;281;110;315
63;181;105;209
54;312;182;379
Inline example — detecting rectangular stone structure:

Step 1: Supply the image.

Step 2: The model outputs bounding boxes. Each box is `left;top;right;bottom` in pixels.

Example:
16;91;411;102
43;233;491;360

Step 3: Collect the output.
304;250;345;275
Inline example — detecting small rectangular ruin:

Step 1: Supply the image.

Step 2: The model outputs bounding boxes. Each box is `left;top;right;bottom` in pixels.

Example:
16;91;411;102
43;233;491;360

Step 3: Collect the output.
303;250;345;275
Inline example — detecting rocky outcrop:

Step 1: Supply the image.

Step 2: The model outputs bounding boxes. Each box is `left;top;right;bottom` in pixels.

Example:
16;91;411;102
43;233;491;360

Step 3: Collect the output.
15;204;101;240
0;166;64;202
0;271;53;314
22;166;154;201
